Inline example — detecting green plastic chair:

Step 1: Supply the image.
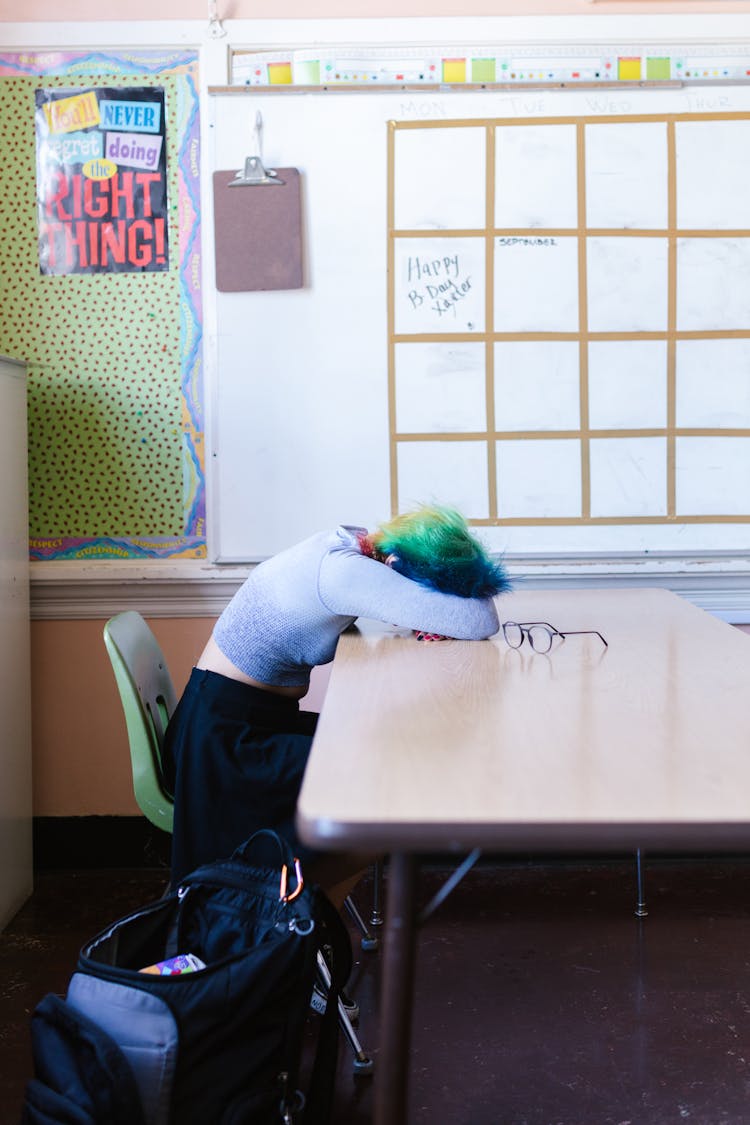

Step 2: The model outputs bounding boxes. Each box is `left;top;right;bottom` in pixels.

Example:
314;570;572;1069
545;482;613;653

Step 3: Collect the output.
103;610;176;834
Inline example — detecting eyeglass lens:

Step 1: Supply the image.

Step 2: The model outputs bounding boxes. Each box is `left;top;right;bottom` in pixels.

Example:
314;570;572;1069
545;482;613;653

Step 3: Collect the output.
503;622;523;648
527;625;553;653
502;622;555;653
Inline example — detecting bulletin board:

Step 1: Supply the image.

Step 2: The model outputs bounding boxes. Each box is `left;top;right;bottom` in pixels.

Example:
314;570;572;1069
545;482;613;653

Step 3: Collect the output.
0;50;204;561
207;65;750;561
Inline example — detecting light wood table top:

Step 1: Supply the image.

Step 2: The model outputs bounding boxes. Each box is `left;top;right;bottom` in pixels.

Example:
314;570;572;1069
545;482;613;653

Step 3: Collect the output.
297;588;750;854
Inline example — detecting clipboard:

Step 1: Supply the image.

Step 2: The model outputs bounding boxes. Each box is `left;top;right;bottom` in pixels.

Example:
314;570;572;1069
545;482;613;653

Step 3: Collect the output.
213;161;303;292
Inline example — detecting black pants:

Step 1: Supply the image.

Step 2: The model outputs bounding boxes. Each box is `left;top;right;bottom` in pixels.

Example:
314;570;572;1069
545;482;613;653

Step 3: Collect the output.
163;668;320;885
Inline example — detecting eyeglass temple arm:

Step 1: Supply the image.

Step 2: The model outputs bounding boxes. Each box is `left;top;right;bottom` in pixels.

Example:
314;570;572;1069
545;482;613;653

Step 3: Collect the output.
559;629;608;647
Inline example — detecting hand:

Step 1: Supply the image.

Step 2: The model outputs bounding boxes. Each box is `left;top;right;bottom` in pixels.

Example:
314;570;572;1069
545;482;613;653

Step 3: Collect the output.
414;630;448;642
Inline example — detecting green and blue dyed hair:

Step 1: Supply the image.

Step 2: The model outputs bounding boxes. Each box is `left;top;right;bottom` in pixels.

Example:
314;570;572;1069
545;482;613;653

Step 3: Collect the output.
370;504;511;599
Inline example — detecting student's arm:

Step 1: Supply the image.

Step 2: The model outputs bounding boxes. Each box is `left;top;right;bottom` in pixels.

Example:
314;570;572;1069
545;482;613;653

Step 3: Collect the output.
318;548;499;639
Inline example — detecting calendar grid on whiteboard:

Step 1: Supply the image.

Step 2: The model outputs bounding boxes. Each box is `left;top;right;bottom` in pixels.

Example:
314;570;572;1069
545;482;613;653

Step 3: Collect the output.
388;112;750;528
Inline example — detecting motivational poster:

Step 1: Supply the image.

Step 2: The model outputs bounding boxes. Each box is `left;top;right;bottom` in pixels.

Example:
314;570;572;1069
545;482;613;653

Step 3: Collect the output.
35;86;169;275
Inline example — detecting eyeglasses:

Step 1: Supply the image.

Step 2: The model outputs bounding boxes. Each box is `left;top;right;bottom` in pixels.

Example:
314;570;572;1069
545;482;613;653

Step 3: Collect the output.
501;621;608;655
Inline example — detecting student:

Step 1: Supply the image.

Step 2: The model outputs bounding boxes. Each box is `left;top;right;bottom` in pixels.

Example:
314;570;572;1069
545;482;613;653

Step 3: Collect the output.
162;504;511;891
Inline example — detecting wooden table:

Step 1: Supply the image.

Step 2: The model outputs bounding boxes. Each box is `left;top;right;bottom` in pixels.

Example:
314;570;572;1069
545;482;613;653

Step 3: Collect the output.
296;588;750;1124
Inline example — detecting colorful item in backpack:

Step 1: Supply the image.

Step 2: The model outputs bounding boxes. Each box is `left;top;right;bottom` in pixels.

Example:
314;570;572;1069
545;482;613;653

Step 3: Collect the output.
139;953;206;975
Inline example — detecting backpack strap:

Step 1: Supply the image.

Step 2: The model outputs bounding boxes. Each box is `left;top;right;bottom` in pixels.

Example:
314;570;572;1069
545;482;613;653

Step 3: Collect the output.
302;892;354;1124
231;829;296;869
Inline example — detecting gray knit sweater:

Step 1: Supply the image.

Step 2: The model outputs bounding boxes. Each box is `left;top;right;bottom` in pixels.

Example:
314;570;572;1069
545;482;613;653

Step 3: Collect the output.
213;525;500;689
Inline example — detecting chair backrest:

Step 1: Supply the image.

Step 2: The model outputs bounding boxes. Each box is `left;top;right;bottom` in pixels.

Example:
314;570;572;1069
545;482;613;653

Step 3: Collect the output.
103;610;177;833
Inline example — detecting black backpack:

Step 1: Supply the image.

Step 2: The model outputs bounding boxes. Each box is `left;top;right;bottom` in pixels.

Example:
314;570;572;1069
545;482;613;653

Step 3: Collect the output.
22;831;352;1125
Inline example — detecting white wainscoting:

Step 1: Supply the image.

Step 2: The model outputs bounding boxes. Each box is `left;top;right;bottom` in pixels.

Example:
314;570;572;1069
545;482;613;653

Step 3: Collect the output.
30;554;750;623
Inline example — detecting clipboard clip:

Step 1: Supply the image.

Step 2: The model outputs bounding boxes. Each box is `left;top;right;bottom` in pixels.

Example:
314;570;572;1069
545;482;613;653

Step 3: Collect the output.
229;155;285;187
230;113;284;187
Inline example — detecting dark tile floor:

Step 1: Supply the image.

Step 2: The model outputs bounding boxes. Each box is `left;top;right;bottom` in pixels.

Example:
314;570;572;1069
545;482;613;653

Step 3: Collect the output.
4;857;750;1124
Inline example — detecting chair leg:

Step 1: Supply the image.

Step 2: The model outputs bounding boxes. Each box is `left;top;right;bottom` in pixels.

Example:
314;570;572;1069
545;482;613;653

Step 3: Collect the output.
344;860;385;951
345;894;380;951
315;950;374;1075
369;858;385;931
634;847;648;918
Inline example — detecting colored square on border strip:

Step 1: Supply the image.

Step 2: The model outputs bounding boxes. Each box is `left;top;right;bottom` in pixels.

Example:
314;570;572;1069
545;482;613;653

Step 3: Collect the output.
268;62;292;85
472;58;496;83
646;57;671;80
443;58;467;83
618;56;641;81
294;60;320;85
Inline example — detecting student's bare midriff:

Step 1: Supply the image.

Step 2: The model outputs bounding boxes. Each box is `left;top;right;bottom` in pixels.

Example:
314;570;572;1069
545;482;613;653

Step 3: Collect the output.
195;635;307;700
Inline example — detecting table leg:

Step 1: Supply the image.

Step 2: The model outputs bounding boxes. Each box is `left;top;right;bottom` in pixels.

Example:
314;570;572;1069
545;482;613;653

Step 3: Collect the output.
374;851;418;1125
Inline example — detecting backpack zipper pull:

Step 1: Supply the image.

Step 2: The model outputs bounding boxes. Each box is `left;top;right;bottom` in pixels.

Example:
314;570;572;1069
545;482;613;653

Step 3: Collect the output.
289;916;315;936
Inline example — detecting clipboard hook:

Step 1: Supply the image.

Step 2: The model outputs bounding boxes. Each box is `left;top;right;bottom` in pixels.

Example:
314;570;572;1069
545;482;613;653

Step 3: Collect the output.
206;0;226;38
229;112;284;186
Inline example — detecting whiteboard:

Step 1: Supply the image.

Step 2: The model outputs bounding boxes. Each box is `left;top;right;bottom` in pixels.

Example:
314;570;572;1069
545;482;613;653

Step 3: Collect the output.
207;84;750;561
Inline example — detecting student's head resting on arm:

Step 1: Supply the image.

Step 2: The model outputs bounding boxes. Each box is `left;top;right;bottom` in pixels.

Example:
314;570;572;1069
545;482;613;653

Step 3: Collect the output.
166;502;510;887
358;503;511;598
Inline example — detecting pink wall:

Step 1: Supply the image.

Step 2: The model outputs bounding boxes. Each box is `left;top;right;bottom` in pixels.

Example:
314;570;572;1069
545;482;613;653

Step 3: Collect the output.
31;618;208;816
15;0;750;22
